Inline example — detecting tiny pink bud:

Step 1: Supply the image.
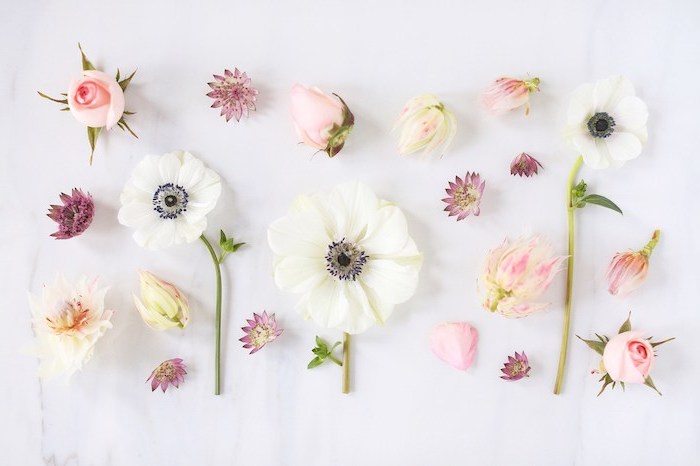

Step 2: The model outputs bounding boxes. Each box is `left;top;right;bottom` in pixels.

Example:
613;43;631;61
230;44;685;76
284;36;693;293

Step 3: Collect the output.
481;76;540;115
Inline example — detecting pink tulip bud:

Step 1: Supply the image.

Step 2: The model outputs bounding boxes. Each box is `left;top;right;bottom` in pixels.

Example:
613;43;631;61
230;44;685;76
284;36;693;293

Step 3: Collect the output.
481;76;540;115
606;230;660;296
429;322;478;370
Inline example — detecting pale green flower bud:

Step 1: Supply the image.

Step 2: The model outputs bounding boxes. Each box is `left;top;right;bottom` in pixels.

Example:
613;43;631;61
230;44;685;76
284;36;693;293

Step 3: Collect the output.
134;271;189;330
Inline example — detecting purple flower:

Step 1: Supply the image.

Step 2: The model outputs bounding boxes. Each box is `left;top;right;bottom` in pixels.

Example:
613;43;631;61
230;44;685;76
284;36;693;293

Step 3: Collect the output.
240;311;283;354
147;358;187;392
510;153;543;177
500;351;531;381
206;68;259;122
47;188;94;239
441;172;485;221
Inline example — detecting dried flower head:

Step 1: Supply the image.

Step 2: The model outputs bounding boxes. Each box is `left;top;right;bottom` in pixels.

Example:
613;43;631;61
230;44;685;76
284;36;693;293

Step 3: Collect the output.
441;172;485;220
207;68;258;122
500;351;531;381
147;358;187;392
239;311;283;354
510;153;543;177
47;188;95;239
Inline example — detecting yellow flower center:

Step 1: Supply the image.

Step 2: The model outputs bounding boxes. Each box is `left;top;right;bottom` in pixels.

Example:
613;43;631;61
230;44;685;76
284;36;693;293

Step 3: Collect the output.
46;299;90;335
250;324;274;348
453;186;478;209
154;361;177;381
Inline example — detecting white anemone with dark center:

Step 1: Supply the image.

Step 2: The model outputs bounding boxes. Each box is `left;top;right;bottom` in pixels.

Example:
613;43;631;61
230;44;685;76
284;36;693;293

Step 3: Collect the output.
268;182;423;334
118;151;222;250
565;75;648;169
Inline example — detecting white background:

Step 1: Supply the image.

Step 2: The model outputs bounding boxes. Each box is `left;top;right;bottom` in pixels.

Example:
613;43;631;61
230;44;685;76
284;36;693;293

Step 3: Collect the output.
2;1;699;465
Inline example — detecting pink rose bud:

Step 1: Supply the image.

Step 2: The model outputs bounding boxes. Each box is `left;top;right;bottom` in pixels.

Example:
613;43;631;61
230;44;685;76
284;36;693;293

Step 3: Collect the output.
606;230;660;296
602;331;654;384
481;76;540;115
429;322;478;370
68;70;125;129
290;84;354;157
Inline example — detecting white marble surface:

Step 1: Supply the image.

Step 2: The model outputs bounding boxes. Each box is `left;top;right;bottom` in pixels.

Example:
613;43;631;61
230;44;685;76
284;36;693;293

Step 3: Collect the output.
2;1;700;464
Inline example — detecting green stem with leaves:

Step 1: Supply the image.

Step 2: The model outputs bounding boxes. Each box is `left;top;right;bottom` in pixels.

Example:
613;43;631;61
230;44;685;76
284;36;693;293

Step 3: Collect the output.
200;234;223;395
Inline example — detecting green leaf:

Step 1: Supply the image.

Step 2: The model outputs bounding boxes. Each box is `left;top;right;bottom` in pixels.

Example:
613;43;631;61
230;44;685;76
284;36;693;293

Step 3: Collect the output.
315;336;325;348
597;374;615;397
580;194;623;215
618;312;632;334
577;335;606;356
307;357;323;369
115;68;120;82
60;107;70;112
219;230;227;244
87;126;102;165
37;91;68;104
118;69;137;92
123;111;135;115
651;337;675;348
78;43;96;71
644;376;662;395
118;117;138;139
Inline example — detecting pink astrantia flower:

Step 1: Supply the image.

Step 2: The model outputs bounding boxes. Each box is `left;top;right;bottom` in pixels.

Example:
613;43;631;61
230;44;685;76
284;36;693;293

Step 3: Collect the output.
47;188;95;239
479;235;567;318
147;358;187;392
500;351;531;381
481;76;540;115
510;153;543;177
240;311;283;354
607;230;660;296
429;322;478;370
441;172;485;220
207;68;259;122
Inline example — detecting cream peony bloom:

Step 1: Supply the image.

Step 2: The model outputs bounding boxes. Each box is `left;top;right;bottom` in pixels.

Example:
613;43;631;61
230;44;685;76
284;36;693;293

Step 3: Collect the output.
268;182;423;334
29;276;113;379
565;75;648;170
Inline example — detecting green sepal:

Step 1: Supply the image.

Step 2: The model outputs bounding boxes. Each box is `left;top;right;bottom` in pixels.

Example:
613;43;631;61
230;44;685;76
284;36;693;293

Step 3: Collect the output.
78;43;96;71
37;91;68;105
307;357;324;369
115;68;120;82
597;373;615;396
579;194;623;215
618;312;632;334
644;376;662;396
60;107;70;112
651;337;675;348
118;70;137;92
571;179;587;200
87;126;102;165
218;230;246;264
117;116;138;139
577;335;606;356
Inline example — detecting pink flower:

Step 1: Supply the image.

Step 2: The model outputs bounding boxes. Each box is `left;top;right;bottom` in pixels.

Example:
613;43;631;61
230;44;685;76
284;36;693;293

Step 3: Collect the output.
481;76;540;115
147;358;187;392
290;84;354;157
206;68;258;122
429;322;478;370
607;230;660;296
240;311;283;354
47;188;95;239
441;172;485;220
479;235;567;318
510;153;543;177
500;351;531;381
602;331;654;384
68;70;125;129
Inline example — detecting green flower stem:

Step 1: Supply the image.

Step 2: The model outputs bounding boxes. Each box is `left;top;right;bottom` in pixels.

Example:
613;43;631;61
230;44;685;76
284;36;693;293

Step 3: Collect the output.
200;234;223;395
554;155;583;395
328;355;343;366
640;230;661;257
342;332;351;394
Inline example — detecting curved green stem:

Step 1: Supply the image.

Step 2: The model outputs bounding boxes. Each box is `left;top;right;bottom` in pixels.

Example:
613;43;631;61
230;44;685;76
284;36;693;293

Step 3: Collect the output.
200;234;223;395
554;155;583;395
342;332;351;394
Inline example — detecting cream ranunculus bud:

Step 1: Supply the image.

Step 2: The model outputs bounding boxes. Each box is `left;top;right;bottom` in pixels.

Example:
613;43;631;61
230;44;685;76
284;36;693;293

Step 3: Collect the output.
134;271;190;330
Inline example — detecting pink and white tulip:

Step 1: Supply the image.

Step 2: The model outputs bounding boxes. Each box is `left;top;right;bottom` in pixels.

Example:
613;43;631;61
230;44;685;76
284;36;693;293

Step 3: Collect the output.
430;322;478;370
395;94;456;156
606;230;660;296
481;76;540;116
479;235;567;318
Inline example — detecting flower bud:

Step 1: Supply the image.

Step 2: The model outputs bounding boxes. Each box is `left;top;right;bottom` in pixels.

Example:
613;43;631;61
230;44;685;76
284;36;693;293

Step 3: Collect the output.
481;76;540;115
606;230;660;296
133;271;189;330
394;94;456;156
429;322;478;370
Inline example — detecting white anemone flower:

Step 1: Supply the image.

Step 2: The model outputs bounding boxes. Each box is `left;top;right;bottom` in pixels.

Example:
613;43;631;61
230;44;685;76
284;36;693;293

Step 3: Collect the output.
29;276;113;379
268;182;423;334
565;75;648;170
118;150;222;249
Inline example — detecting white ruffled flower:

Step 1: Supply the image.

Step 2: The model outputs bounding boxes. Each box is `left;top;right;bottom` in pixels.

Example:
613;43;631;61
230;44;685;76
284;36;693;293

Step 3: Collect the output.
268;182;423;334
118;151;222;250
29;276;113;379
565;75;648;169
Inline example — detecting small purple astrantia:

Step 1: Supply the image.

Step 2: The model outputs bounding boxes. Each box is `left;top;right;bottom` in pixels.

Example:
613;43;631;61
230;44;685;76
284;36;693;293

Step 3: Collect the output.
206;68;259;122
500;351;531;381
147;358;187;392
510;153;543;177
441;172;485;221
240;311;283;354
47;188;95;239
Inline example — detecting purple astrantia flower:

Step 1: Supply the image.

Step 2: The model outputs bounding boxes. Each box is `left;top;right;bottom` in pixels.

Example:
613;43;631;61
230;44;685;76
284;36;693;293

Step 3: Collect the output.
240;311;283;354
441;172;485;221
207;68;259;122
47;188;95;239
147;358;187;392
510;153;543;177
500;351;531;381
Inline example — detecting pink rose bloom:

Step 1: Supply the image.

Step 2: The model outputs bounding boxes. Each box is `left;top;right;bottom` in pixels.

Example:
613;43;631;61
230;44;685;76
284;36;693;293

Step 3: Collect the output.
430;322;478;370
290;84;354;157
481;76;540;115
603;331;654;384
68;70;125;129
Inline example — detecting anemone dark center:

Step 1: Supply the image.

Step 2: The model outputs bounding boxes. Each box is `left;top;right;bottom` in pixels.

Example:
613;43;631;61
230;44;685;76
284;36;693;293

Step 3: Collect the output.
164;195;178;207
325;239;368;281
153;183;189;219
587;112;616;138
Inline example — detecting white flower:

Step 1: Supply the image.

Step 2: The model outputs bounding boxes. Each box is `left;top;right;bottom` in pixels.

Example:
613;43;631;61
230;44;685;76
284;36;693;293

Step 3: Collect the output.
565;75;648;170
29;276;113;379
268;182;423;334
134;270;190;330
395;94;456;156
118;150;222;250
